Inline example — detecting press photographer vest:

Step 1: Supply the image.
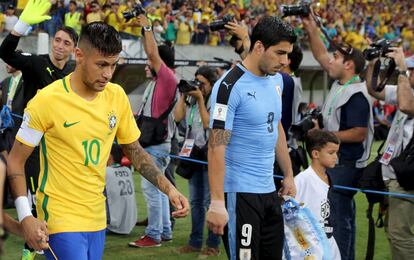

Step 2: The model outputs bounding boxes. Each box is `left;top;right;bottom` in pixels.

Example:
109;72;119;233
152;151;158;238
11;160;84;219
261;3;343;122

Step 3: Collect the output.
322;80;374;168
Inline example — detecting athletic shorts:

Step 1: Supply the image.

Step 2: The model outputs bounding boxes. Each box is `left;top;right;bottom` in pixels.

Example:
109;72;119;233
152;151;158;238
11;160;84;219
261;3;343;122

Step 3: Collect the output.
44;229;106;260
223;191;284;260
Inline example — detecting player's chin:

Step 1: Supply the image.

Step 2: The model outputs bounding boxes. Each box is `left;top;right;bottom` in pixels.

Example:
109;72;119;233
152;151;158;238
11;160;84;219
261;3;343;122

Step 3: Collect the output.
94;81;108;91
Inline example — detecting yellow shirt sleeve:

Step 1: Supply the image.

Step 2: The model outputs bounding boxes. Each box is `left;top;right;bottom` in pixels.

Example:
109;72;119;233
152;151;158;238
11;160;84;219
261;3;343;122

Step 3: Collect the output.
24;90;51;133
115;86;140;144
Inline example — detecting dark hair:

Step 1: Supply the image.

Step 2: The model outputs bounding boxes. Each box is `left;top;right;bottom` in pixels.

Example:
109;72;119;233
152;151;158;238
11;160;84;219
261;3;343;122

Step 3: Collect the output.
79;22;122;56
158;41;175;69
249;16;297;52
305;129;339;158
55;26;79;46
110;144;123;164
69;0;76;6
343;48;365;75
195;65;217;86
288;44;303;73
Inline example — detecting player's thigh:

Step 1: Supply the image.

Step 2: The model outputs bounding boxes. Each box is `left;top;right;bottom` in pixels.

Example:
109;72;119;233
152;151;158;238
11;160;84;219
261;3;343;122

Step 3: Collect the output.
45;232;88;260
225;192;264;260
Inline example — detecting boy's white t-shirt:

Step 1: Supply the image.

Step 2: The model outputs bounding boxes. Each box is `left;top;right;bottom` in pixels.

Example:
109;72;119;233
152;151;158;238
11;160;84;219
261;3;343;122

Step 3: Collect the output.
294;166;341;260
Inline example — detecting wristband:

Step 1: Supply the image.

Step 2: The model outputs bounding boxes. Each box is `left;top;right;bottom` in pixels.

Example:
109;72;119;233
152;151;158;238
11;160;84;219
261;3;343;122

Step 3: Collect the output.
208;200;228;219
15;196;33;222
13;20;31;36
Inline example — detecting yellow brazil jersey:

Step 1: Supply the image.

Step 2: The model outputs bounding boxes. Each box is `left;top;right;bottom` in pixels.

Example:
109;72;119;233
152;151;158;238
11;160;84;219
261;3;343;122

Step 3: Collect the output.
17;75;140;234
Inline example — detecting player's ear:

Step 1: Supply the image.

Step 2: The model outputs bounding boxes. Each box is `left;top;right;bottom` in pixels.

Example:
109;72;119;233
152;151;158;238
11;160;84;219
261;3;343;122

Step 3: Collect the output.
74;47;84;63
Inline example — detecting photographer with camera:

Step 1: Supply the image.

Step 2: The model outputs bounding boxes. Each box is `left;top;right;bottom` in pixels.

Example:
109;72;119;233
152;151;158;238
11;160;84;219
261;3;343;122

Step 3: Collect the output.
128;14;178;249
302;13;374;260
174;66;221;257
365;47;414;259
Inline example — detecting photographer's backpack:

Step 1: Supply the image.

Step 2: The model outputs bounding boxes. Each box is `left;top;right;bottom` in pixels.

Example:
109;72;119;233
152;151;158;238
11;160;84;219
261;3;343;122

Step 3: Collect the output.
358;140;387;260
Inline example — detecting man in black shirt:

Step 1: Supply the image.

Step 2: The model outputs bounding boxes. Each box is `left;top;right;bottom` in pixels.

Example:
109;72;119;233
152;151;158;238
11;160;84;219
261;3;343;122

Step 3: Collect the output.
0;26;78;106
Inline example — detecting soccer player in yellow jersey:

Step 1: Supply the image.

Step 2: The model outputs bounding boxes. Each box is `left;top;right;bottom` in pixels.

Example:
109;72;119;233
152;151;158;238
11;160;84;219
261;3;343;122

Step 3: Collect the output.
6;22;189;259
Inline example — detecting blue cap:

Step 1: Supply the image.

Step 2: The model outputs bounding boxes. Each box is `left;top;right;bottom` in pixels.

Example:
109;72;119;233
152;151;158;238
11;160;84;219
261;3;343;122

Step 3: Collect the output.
406;55;414;69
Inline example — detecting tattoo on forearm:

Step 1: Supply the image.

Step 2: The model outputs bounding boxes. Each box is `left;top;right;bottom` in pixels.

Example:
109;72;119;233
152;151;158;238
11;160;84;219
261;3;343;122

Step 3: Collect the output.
121;141;171;195
208;129;231;149
7;173;24;182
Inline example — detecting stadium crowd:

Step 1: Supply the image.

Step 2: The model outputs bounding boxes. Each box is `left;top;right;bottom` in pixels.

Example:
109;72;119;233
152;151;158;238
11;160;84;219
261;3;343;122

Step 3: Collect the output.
0;0;412;53
1;0;414;260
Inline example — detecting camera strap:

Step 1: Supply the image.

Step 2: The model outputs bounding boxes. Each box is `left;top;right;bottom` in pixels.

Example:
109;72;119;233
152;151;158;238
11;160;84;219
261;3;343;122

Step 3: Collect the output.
327;75;360;116
371;58;396;92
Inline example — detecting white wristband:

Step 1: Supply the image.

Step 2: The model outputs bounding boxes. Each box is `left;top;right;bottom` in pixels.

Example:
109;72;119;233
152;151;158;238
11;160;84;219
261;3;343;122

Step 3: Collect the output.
13;20;30;36
15;196;33;222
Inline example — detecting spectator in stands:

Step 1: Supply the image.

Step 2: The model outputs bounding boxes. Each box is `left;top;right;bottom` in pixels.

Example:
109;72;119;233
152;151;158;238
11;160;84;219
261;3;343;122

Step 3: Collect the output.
174;66;221;257
176;11;193;45
4;5;18;32
128;14;178;248
42;0;65;37
152;19;165;43
192;15;209;45
64;0;82;35
86;1;105;24
105;1;123;32
365;49;414;260
303;13;374;260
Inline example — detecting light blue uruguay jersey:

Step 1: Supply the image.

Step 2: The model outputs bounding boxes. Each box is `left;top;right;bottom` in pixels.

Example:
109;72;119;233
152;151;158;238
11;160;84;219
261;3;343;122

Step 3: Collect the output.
209;64;283;193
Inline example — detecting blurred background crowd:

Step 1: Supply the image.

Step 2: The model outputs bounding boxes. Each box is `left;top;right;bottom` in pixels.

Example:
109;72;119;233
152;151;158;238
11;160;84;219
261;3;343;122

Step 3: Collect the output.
0;0;412;54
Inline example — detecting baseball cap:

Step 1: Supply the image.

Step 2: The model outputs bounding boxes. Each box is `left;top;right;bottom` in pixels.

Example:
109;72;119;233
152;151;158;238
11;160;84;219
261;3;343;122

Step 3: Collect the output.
406;55;414;69
8;4;15;9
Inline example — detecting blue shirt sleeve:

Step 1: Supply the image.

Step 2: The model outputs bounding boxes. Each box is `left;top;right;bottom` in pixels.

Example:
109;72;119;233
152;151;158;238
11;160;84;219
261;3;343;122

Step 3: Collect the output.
209;81;241;131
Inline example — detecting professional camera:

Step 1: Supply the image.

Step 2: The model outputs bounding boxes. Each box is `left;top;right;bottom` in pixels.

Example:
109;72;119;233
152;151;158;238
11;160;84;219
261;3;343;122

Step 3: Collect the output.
289;109;324;140
363;39;392;61
122;3;146;22
177;79;203;93
281;0;311;18
210;14;233;31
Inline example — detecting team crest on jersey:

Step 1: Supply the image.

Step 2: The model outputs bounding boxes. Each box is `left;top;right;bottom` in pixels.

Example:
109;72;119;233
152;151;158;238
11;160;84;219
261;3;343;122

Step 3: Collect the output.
108;111;117;130
275;85;282;97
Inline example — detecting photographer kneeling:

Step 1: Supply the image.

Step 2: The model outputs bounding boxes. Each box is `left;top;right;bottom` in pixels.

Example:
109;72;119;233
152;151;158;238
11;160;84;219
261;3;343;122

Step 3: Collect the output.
174;66;221;257
365;47;414;259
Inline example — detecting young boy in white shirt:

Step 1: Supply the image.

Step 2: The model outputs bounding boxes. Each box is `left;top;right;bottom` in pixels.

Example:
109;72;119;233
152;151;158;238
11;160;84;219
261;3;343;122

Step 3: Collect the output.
294;129;341;260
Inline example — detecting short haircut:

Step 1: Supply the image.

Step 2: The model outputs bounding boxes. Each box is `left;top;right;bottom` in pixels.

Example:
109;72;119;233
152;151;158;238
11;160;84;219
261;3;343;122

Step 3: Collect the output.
195;65;217;86
305;129;340;158
110;143;123;164
79;22;122;56
288;44;303;73
339;44;366;75
249;16;297;52
55;26;79;46
69;0;76;6
158;41;175;69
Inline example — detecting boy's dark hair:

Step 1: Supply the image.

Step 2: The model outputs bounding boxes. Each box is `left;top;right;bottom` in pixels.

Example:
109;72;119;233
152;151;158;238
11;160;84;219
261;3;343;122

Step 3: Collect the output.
249;16;297;52
79;22;122;56
158;41;175;69
288;44;303;73
69;0;77;6
195;65;217;86
55;26;79;46
305;129;340;158
111;144;123;164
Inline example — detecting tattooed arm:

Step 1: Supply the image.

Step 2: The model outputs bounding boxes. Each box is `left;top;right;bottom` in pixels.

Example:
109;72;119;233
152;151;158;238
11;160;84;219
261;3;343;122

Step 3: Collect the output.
7;140;34;199
207;129;231;201
7;140;48;251
206;128;231;235
121;140;189;217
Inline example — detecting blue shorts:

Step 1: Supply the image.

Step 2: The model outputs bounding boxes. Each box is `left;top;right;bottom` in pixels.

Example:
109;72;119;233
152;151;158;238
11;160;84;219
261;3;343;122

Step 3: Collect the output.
44;229;106;260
